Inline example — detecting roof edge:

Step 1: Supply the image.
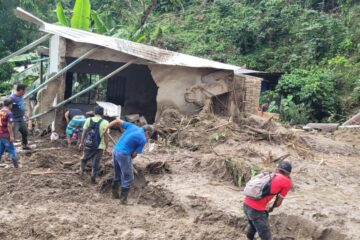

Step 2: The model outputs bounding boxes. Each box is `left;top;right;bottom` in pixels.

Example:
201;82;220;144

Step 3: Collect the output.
16;7;44;26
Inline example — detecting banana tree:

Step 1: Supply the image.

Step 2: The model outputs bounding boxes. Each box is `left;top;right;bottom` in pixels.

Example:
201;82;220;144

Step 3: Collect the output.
56;0;105;33
55;0;158;43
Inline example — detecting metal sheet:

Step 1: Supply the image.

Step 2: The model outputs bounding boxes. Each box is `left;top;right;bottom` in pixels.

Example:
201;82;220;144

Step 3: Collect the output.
16;7;260;73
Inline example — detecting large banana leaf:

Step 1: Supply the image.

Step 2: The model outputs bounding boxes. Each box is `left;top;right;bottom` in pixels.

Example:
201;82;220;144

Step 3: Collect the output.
91;11;108;34
56;3;69;26
71;0;91;30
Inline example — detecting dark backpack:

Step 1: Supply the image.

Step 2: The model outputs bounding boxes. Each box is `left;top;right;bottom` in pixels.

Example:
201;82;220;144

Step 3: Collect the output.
85;118;103;149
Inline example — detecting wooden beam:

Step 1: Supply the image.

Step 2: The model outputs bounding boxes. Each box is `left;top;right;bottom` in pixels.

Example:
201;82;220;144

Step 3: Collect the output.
31;58;138;120
15;7;44;26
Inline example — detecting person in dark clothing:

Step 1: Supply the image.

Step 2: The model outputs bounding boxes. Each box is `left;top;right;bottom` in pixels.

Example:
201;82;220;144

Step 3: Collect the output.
8;84;29;150
0;99;18;168
243;161;292;240
65;108;84;123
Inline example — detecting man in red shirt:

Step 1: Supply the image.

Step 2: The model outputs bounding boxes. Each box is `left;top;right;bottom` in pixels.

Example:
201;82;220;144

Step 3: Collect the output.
243;161;292;240
0;99;18;168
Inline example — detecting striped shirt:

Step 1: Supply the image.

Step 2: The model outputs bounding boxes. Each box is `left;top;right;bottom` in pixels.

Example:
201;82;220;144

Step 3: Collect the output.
66;115;86;136
0;109;14;138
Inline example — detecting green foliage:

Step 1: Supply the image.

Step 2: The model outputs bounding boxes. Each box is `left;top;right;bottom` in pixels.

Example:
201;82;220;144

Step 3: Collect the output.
70;0;91;30
91;11;108;34
279;96;311;125
270;68;340;123
1;0;360;121
56;3;69;26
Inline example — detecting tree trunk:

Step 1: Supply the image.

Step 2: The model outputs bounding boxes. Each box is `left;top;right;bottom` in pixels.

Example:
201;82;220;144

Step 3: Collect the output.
137;0;157;30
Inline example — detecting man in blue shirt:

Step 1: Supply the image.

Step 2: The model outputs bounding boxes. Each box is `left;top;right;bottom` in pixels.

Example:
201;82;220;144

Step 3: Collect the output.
105;120;154;204
8;84;29;150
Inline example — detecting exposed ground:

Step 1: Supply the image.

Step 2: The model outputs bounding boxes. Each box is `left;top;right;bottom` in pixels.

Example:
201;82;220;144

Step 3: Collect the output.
0;111;359;240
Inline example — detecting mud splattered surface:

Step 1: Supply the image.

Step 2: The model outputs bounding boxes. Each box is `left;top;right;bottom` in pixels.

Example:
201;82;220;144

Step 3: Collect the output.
0;113;359;240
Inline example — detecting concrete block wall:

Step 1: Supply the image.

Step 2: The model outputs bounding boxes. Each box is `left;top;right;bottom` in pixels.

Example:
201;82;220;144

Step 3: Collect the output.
233;73;262;114
244;75;262;114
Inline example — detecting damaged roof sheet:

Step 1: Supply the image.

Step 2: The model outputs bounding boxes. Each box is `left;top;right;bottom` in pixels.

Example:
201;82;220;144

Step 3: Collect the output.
16;7;259;73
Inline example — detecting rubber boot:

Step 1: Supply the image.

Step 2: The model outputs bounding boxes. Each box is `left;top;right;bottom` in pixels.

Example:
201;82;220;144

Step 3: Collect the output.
91;176;96;184
12;158;18;168
112;181;120;199
120;187;130;204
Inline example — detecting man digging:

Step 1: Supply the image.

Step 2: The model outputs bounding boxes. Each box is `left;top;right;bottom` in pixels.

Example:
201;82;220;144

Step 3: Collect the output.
105;119;153;204
79;106;109;184
243;161;292;240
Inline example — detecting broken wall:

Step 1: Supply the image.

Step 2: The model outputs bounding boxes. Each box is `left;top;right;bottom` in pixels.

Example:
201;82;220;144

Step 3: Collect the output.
149;65;212;118
35;35;66;130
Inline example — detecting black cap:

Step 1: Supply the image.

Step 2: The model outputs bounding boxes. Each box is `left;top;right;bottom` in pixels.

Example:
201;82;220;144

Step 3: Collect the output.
3;98;13;107
94;106;104;116
277;160;292;174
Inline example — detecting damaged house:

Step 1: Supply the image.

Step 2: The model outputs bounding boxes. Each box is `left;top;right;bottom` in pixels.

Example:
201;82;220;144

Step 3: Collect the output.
3;8;265;130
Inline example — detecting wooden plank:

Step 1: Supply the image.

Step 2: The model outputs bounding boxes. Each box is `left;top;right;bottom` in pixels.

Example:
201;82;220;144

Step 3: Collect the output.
29;170;76;175
342;112;360;126
15;7;44;26
303;123;339;132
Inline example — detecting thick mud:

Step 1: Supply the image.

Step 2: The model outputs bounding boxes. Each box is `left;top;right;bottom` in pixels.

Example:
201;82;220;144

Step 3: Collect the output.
0;113;359;239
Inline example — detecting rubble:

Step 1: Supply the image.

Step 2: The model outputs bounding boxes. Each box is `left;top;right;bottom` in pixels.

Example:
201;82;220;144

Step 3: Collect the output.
0;111;359;239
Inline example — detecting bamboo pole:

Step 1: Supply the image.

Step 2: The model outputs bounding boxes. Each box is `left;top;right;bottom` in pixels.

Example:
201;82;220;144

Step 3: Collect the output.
0;34;51;65
31;58;138;120
24;47;99;99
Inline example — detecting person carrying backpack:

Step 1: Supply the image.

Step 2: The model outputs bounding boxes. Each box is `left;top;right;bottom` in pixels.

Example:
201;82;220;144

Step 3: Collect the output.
243;160;292;240
79;106;109;184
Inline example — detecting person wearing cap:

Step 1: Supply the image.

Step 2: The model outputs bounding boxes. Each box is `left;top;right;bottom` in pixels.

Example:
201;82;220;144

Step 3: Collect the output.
0;99;18;168
243;161;292;240
79;106;109;184
104;119;153;204
8;84;30;150
65;108;84;123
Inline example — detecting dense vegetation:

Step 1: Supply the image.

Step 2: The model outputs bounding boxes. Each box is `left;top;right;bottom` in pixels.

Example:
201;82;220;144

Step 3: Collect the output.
0;0;359;123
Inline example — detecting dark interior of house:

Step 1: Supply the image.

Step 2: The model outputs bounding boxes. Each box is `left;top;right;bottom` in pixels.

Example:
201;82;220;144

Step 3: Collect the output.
64;58;158;123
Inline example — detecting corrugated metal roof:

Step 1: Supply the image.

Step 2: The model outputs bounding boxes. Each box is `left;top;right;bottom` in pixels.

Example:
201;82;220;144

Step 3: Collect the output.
16;7;260;73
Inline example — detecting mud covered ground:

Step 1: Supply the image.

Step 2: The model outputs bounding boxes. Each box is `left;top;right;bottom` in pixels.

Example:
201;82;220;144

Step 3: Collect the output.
0;112;359;240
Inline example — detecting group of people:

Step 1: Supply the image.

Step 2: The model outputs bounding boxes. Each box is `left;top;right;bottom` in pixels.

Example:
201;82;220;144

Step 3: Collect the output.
1;84;291;237
0;84;154;205
0;84;30;168
65;106;154;204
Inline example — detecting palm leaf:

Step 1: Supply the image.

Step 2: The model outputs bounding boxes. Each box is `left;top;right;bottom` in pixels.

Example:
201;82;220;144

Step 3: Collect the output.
71;0;91;30
133;33;146;43
91;11;108;34
56;3;69;26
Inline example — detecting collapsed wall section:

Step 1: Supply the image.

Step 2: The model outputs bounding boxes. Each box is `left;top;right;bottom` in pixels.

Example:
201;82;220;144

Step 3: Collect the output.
149;65;208;118
34;35;66;130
